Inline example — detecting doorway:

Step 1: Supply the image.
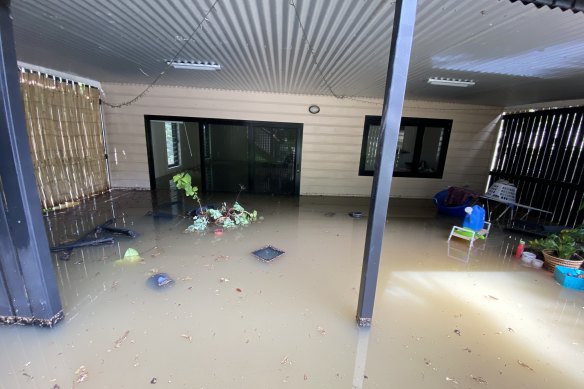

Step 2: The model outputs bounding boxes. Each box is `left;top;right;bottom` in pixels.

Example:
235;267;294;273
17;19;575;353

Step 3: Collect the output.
145;116;302;195
145;118;202;190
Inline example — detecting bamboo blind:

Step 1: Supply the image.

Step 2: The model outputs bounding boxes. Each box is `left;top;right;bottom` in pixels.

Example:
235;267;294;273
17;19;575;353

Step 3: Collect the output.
19;72;108;210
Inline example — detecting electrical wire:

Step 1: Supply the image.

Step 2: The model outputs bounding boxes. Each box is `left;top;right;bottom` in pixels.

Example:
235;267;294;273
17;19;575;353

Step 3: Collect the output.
289;0;340;99
289;0;382;106
100;0;220;109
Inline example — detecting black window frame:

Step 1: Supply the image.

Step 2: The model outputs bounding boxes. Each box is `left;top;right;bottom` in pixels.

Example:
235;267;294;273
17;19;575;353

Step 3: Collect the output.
358;115;452;178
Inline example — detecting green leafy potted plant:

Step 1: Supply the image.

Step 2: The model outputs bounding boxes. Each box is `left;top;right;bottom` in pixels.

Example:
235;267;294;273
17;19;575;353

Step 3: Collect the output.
530;227;584;271
172;172;257;232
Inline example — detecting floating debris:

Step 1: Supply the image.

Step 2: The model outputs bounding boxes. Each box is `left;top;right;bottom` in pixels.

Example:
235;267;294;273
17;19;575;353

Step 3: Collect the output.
115;248;143;265
445;376;459;384
463;347;472;353
74;366;88;383
219;277;230;283
349;211;363;218
454;329;461;336
114;330;130;348
486;295;499;300
96;219;137;238
236;288;242;293
517;360;534;371
471;375;488;384
181;334;192;342
317;326;326;336
147;273;175;289
150;377;157;384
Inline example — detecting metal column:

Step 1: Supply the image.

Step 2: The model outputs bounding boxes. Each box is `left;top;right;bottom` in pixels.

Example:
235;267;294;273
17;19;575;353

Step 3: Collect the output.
356;0;418;326
0;0;63;326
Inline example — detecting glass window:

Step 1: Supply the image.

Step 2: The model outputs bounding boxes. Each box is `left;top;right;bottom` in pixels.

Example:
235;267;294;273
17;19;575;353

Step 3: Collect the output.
165;122;180;167
359;116;452;178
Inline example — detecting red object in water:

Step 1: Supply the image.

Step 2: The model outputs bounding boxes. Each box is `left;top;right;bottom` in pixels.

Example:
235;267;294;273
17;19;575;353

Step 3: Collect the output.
214;229;223;236
514;240;525;258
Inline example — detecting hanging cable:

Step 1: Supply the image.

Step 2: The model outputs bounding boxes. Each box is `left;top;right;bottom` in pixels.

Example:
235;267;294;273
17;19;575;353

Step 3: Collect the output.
101;0;220;109
181;122;194;157
289;0;382;106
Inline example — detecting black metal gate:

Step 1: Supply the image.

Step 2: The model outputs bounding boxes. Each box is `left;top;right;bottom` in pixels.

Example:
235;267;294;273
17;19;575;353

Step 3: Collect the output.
490;107;584;227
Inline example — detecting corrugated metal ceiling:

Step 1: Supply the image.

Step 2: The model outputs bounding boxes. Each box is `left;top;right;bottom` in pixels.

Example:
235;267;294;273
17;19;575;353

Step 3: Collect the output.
9;0;584;106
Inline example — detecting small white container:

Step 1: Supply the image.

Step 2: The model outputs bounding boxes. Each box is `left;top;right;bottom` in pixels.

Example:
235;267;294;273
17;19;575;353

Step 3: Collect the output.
522;252;536;260
531;258;544;269
521;255;533;265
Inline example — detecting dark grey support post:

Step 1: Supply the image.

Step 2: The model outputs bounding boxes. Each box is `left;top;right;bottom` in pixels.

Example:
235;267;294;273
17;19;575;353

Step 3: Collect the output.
0;0;63;326
356;0;418;326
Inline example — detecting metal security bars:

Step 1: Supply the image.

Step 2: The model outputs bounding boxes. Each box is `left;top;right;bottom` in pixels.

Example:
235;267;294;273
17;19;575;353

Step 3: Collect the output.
489;107;584;227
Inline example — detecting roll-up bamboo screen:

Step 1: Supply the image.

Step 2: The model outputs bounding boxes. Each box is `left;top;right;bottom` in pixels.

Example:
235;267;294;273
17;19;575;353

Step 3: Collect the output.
19;72;108;210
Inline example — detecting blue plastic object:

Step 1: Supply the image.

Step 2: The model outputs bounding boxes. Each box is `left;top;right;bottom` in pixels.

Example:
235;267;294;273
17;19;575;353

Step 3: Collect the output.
463;205;485;232
433;189;473;217
554;266;584;291
147;273;175;289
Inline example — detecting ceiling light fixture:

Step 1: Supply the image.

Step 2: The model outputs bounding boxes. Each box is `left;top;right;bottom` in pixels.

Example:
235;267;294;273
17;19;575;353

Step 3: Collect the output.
166;60;221;71
427;77;475;87
308;105;320;114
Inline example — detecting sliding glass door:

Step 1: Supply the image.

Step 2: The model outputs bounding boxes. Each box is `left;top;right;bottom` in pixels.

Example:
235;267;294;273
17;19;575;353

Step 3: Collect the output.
202;120;302;195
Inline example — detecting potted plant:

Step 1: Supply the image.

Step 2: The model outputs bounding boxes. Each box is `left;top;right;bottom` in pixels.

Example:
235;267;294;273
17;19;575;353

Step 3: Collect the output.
172;172;257;232
530;227;584;271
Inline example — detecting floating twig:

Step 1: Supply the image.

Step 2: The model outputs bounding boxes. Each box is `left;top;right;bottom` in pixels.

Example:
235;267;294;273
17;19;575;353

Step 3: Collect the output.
517;360;534;371
114;330;130;348
471;375;488;384
181;334;193;342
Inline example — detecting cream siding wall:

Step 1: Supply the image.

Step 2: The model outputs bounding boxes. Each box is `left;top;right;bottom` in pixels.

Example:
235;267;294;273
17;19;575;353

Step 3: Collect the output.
102;83;502;198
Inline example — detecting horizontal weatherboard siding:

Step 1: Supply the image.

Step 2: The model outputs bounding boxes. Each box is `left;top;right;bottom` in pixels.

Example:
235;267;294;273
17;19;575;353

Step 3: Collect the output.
102;83;502;198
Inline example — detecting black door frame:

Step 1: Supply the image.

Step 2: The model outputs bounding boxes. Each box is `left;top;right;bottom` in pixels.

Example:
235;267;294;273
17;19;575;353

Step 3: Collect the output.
145;115;303;195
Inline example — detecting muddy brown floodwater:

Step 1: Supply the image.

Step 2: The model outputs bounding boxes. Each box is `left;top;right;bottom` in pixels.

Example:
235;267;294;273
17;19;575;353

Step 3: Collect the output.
1;190;583;388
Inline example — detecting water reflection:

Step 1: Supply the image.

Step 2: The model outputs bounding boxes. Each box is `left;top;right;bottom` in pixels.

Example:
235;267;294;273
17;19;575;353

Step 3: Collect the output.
1;189;583;388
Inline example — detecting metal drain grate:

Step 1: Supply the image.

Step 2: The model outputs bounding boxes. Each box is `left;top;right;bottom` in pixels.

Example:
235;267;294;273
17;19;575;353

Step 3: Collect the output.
252;245;285;262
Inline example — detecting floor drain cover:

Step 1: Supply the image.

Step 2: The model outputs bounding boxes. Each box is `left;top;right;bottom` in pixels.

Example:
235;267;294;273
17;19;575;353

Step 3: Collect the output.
252;245;285;262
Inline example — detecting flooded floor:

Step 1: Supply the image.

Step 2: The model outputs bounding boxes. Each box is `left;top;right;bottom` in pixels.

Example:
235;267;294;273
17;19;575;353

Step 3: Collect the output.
1;190;583;388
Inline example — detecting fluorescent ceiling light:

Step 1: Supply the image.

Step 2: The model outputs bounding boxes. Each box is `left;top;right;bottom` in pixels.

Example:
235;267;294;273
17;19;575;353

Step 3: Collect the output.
166;60;221;71
427;77;475;87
